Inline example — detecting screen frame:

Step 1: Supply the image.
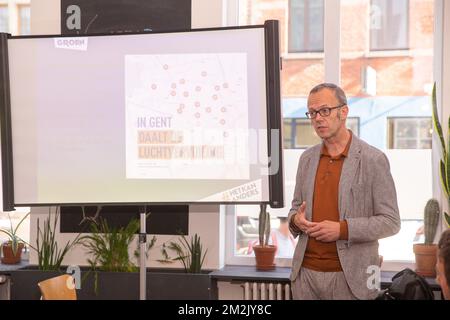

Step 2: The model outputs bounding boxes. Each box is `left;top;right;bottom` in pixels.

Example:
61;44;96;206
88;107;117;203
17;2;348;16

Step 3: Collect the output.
0;20;283;210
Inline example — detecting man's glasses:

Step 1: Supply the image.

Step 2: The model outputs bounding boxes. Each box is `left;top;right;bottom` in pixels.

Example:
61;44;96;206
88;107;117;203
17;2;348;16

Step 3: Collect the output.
305;104;346;119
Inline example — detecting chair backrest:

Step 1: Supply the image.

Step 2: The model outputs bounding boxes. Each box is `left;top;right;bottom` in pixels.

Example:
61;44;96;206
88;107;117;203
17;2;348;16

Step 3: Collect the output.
38;274;77;300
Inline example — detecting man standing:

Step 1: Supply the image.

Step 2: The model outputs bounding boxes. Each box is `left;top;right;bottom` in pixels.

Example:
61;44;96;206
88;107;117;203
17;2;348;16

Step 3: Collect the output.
288;83;400;300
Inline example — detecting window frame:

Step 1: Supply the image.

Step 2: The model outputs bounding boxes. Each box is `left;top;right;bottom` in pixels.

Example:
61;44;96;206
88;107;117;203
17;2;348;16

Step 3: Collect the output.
283;117;360;149
288;0;324;53
17;3;30;36
369;0;410;51
226;0;442;270
225;204;294;267
0;4;9;33
387;116;432;150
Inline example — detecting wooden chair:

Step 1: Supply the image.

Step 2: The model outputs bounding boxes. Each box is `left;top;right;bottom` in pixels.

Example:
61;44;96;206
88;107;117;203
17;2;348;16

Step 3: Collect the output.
38;274;77;300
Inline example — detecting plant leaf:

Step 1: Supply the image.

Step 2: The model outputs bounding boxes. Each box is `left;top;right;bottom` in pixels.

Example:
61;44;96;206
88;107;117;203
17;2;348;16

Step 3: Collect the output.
445;212;450;228
440;160;449;197
432;82;447;157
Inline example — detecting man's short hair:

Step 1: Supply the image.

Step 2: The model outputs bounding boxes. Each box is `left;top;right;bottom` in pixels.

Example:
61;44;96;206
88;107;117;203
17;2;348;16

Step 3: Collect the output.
438;229;450;289
309;83;348;106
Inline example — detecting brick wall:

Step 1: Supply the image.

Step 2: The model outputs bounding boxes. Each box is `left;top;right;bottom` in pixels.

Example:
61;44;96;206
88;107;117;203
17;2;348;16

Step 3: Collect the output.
240;0;434;97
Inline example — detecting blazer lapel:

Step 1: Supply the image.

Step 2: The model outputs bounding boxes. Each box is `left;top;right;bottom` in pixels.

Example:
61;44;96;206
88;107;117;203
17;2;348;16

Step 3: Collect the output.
305;146;321;221
339;133;362;219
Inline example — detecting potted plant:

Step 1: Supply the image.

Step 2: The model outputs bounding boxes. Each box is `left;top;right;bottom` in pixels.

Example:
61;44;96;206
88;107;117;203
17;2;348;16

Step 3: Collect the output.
35;208;83;271
432;83;450;228
0;212;30;264
82;217;214;300
168;233;208;273
413;199;440;277
8;207;84;300
145;233;214;300
253;204;276;270
80;215;156;299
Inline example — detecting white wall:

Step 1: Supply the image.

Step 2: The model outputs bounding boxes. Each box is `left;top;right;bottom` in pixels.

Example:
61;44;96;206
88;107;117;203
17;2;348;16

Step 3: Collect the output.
28;0;228;271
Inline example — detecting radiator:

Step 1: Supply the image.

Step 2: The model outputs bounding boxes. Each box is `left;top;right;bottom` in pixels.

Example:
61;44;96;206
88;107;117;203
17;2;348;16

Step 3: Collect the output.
242;282;291;300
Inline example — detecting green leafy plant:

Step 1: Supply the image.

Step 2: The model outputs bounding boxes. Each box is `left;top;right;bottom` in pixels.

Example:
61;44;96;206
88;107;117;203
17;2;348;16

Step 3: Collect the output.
35;207;83;271
258;203;271;246
432;83;450;228
168;234;207;273
0;212;30;255
81;215;156;295
82;216;155;273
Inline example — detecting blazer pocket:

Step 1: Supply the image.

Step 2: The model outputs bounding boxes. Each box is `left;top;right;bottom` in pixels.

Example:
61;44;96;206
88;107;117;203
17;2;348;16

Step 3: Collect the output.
350;184;366;217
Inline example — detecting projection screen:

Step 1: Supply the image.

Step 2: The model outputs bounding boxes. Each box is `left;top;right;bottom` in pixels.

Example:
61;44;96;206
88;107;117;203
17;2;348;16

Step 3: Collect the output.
0;21;283;209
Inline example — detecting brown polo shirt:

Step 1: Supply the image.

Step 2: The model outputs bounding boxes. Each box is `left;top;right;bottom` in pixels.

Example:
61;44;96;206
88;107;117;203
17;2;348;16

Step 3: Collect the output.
301;134;351;272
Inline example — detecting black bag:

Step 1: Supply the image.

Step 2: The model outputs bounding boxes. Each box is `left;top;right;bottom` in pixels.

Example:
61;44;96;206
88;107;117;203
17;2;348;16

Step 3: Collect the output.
376;268;434;300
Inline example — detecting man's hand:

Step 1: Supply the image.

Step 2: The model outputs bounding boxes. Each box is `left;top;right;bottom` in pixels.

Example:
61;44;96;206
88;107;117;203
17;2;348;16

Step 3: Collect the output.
307;220;341;242
293;201;316;233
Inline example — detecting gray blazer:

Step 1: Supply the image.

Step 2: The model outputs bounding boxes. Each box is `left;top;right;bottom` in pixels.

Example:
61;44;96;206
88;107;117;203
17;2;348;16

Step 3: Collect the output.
288;132;401;300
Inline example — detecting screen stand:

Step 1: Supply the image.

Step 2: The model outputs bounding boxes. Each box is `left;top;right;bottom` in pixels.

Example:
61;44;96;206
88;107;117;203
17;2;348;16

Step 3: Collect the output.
139;206;147;300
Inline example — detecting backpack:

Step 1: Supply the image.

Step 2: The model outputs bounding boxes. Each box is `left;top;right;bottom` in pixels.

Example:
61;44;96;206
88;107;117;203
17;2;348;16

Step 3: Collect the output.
376;268;434;300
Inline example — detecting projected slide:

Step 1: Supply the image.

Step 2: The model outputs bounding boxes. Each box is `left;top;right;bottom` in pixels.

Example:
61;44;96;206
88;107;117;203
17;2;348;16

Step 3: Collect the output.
125;53;250;180
5;25;282;206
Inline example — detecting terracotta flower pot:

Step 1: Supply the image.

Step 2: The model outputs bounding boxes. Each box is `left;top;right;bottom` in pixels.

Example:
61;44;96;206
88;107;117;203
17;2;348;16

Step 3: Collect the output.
253;245;277;271
413;243;437;277
1;242;24;265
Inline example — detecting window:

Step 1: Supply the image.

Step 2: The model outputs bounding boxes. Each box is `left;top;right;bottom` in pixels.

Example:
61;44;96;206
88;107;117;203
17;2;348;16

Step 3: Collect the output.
228;0;435;267
388;117;432;149
18;5;30;35
0;207;31;246
370;0;409;51
283;117;360;149
341;0;433;262
289;0;324;52
235;211;297;259
0;5;8;33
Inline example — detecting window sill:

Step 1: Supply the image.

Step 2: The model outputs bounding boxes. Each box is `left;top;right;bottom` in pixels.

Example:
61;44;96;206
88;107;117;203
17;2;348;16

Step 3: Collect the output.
282;52;324;60
212;264;440;291
365;49;412;58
